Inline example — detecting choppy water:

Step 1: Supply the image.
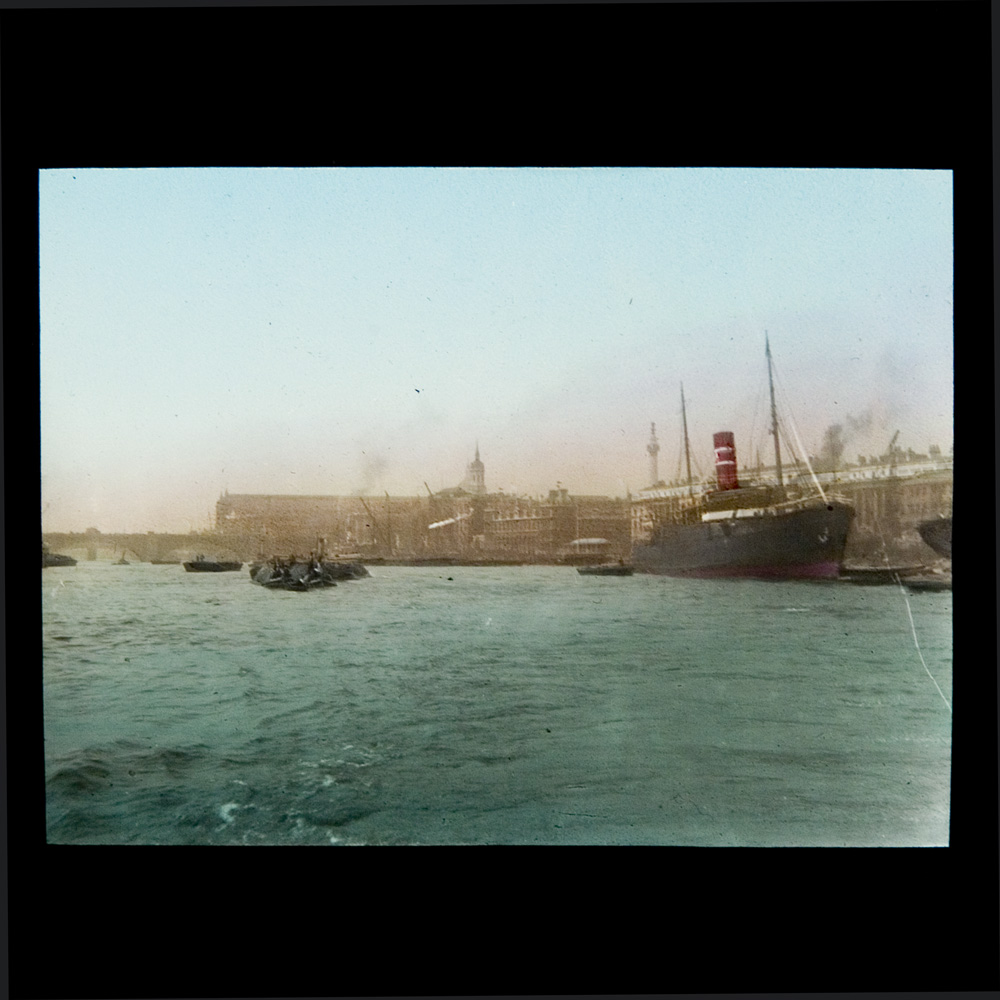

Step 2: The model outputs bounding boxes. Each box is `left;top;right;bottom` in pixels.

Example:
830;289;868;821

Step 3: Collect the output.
42;562;952;845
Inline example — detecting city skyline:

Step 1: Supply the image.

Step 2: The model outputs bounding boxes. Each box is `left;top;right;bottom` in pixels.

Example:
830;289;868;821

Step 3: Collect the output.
41;167;953;533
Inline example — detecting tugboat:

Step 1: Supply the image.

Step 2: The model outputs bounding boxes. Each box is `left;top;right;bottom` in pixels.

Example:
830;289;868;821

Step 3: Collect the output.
183;554;243;573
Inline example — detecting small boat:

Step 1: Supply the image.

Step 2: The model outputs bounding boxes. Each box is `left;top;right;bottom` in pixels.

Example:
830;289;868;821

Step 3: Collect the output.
183;555;243;572
905;575;952;593
42;543;77;568
577;563;634;576
838;565;925;586
250;555;370;590
251;559;339;591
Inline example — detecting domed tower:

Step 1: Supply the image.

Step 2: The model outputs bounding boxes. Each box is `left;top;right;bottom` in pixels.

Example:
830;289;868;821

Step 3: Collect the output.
462;443;486;495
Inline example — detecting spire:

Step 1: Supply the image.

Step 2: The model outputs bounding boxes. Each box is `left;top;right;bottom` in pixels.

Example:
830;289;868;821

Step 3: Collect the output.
463;442;486;494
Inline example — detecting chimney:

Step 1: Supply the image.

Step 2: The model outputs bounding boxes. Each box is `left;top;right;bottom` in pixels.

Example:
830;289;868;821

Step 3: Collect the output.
713;431;740;491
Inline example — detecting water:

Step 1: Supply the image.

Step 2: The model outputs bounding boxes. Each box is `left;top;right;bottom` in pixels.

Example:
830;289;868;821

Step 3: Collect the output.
42;562;952;845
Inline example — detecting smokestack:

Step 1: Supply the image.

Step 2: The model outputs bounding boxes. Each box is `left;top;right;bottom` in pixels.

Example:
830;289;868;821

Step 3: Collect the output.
713;431;740;491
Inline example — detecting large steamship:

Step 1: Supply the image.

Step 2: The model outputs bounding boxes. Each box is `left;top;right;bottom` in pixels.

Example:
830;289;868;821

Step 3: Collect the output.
632;340;855;579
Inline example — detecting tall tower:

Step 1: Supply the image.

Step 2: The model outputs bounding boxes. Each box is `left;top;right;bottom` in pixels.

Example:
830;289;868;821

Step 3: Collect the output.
463;442;486;495
646;423;660;486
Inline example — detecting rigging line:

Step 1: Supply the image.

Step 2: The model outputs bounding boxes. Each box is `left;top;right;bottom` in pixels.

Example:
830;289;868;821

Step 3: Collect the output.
747;383;764;474
894;571;952;712
675;419;684;483
770;358;828;502
874;518;951;713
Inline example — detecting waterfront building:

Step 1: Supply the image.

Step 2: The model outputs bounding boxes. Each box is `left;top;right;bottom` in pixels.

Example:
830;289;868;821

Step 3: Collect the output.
214;447;632;561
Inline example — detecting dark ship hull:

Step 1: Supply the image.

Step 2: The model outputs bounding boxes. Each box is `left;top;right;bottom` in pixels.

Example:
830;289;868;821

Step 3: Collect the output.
917;517;951;558
183;560;243;572
632;503;854;579
42;551;77;568
577;564;634;576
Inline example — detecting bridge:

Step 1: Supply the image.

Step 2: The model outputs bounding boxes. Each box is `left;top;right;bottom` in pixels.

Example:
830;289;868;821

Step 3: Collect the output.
41;531;246;563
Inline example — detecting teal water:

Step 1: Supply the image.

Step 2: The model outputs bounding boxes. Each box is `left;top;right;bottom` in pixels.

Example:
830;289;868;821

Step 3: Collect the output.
42;562;952;845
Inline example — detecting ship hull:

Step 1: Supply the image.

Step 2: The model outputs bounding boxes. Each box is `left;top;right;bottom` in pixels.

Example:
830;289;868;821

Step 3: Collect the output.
183;561;243;572
917;517;951;559
42;553;77;568
632;503;854;579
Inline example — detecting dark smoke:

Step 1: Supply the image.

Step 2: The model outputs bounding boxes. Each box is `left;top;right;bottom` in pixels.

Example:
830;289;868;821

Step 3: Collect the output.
814;424;845;473
813;407;896;470
845;408;876;439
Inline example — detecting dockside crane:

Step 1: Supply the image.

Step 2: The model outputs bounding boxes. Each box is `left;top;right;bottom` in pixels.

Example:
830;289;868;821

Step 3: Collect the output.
359;495;391;556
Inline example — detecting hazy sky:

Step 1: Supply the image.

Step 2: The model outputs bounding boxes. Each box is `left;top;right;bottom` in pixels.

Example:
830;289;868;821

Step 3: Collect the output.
40;167;953;533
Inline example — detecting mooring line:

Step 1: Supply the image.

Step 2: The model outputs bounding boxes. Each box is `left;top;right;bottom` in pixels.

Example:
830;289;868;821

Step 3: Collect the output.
874;519;951;712
892;572;951;712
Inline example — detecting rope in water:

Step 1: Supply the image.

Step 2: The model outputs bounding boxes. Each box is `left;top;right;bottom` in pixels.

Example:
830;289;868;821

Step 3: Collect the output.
893;571;951;712
874;519;951;712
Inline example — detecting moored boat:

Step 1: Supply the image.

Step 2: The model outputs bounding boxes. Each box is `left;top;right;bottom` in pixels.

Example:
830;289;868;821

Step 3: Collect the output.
632;338;854;580
577;563;634;576
905;573;952;593
917;516;952;558
634;497;854;579
838;565;925;585
42;543;77;568
183;555;243;572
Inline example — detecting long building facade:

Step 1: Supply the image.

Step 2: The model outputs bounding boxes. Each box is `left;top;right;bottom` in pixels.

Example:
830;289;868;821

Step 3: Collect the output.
214;450;631;562
212;445;951;566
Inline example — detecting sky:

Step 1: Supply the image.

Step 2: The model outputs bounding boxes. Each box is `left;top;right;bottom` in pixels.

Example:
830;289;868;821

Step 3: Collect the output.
40;167;954;534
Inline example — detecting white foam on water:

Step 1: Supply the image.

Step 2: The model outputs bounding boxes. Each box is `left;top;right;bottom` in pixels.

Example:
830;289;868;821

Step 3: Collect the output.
219;802;239;823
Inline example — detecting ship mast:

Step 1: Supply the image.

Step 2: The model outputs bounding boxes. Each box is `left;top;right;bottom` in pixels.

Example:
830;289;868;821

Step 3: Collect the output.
765;333;783;489
681;382;693;495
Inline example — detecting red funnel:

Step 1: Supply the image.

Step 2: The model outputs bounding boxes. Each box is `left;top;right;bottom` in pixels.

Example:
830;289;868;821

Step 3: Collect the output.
713;431;740;491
